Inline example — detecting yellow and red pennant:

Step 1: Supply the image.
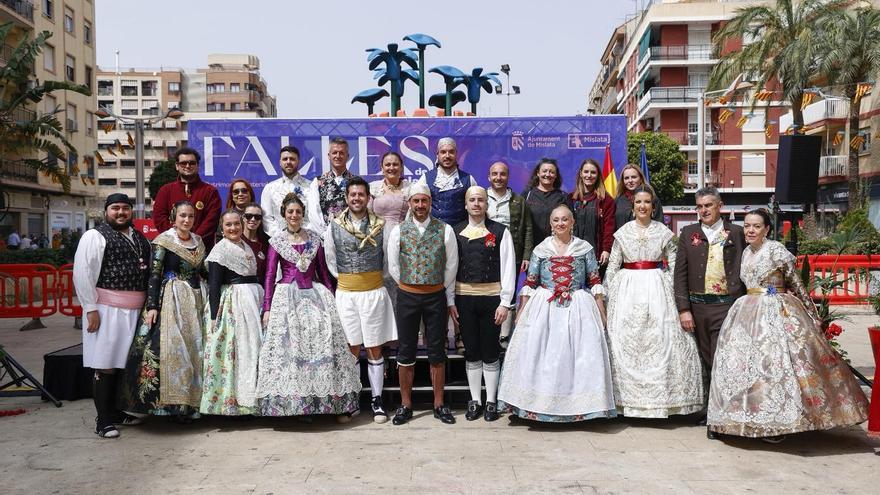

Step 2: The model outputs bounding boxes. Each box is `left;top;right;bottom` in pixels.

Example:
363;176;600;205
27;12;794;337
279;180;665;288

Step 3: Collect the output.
854;83;872;102
832;132;844;147
718;108;734;124
753;89;773;101
851;135;865;150
801;92;815;110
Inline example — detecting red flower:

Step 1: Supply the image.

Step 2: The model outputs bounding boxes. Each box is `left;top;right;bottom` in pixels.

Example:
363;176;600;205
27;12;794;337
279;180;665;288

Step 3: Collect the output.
824;323;843;340
485;232;497;248
691;233;703;246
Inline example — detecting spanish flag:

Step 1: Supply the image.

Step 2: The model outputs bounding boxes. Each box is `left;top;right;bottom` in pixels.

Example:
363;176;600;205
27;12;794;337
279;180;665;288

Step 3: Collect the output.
602;144;617;198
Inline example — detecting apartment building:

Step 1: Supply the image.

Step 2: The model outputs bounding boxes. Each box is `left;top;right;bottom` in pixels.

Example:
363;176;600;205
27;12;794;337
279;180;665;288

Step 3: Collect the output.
1;0;99;237
587;0;788;230
95;54;277;214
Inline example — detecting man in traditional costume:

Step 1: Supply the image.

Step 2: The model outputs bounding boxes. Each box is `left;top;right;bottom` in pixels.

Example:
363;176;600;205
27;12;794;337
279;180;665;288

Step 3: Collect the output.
323;176;398;423
262;145;312;238
152;147;222;250
306;137;358;235
73;193;151;438
387;183;459;425
673;186;745;438
452;186;516;422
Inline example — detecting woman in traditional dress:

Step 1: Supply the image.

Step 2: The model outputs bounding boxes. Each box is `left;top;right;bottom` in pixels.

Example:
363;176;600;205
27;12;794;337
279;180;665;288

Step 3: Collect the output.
567;159;615;266
217;178;257;242
708;209;869;442
522;158;567;246
497;204;615;422
605;188;703;418
256;193;361;421
369;150;411;306
614;164;664;231
123;200;207;422
240;202;269;282
200;209;264;416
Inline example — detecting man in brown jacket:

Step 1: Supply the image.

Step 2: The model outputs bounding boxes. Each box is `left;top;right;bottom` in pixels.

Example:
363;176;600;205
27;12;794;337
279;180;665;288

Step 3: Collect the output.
673;186;745;436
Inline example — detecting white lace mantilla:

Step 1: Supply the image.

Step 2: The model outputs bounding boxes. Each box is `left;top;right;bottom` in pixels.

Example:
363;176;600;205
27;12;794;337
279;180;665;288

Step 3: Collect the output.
269;230;322;272
205;238;256;277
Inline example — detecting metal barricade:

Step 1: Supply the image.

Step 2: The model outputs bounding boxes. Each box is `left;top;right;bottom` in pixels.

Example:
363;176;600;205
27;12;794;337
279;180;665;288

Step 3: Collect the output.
56;263;82;317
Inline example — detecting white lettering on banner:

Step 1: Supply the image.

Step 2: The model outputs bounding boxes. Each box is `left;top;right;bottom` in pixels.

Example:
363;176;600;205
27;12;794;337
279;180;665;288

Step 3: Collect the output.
359;136;390;176
299;156;316;176
399;135;434;176
203;136;235;177
233;136;277;177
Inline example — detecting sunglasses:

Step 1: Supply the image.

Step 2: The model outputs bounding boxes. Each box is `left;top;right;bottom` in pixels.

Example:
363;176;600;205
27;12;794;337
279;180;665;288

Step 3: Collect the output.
177;160;198;166
243;213;263;221
231;188;250;195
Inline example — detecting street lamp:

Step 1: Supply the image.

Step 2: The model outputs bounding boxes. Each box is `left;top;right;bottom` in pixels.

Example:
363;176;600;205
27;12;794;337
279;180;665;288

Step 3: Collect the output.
697;79;753;189
94;107;183;219
499;64;521;116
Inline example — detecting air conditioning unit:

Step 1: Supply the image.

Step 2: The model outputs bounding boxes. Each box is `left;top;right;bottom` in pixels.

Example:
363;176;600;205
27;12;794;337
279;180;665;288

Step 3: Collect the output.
66;119;78;132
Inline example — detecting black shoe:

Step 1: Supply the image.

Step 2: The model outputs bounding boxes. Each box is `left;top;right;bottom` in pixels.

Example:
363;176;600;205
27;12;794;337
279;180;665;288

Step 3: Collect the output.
112;412;144;426
433;404;456;424
392;406;413;425
707;427;718;440
465;400;483;421
371;396;388;424
95;422;120;438
761;435;786;444
696;415;708;427
484;402;499;422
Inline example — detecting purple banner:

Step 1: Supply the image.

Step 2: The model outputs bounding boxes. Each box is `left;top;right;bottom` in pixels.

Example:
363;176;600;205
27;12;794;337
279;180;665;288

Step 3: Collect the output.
187;116;628;205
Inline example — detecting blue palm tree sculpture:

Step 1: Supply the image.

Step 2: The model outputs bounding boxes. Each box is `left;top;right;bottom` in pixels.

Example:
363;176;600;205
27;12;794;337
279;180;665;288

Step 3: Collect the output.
429;65;466;116
351;88;390;116
403;33;441;110
461;67;501;116
366;43;418;116
373;68;419;103
428;90;466;111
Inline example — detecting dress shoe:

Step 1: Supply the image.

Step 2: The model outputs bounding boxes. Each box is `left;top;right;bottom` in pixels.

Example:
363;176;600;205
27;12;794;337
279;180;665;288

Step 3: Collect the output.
696;415;708;427
433;404;456;424
465;400;483;421
761;435;786;444
706;427;718;440
484;402;499;422
392;406;413;425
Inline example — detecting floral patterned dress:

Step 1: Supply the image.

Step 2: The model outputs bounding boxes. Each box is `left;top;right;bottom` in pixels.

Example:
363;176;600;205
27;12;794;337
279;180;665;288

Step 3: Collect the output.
123;229;207;417
708;240;869;437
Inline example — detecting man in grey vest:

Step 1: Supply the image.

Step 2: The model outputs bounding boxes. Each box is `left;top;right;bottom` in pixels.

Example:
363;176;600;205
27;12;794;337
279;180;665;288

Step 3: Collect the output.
323;176;398;423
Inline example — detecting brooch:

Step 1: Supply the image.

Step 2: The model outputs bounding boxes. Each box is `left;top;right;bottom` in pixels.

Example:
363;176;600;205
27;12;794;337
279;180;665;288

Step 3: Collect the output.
691;233;703;246
485;232;497;248
195;201;204;210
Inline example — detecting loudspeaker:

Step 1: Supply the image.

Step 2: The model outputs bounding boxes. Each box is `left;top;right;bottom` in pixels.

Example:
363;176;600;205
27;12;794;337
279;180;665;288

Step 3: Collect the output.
774;134;821;203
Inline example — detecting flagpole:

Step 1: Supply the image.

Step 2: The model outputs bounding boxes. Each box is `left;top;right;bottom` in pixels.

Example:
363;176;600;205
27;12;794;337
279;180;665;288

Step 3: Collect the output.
697;93;705;189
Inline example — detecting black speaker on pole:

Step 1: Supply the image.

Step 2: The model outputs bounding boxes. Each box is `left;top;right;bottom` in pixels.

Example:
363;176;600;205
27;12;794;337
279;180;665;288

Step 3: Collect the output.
774;134;822;203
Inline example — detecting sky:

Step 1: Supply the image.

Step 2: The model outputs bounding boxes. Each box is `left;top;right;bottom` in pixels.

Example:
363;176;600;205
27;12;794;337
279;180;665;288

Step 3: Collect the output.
95;0;637;119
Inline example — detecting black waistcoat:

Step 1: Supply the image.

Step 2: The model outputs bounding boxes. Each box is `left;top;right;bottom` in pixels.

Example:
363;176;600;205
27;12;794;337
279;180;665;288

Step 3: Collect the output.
95;223;151;291
454;218;506;284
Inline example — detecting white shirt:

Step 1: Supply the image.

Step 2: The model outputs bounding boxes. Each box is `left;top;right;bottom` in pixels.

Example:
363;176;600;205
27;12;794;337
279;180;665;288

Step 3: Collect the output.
701;218;725;243
323;214;386;278
457;218;517;308
73;228;136;313
261;173;311;238
417;166;478;192
305;170;348;236
386;217;459;306
487;188;512;228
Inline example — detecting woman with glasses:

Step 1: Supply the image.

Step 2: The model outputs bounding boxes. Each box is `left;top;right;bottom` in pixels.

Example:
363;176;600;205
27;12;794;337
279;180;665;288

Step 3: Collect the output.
239;203;269;283
217;179;257;243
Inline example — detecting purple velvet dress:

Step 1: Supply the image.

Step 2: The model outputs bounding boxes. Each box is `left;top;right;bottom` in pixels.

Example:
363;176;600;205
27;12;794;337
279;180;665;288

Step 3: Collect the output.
255;230;361;416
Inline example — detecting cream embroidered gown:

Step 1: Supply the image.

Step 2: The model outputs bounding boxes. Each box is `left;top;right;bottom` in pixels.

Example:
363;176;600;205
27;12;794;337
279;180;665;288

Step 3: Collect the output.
708;240;868;437
605;220;703;417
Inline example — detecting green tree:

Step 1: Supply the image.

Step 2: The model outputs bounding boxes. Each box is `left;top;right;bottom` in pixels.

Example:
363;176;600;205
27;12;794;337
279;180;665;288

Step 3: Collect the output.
817;6;880;210
148;159;177;199
0;23;91;193
627;132;685;205
708;0;848;132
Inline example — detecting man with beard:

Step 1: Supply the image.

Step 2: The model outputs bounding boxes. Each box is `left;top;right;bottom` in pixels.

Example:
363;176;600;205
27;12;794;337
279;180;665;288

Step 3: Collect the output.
387;183;459;425
152;147;222;250
307;137;358;236
417;137;478;227
262;145;312;238
323;176;398;423
73;194;152;438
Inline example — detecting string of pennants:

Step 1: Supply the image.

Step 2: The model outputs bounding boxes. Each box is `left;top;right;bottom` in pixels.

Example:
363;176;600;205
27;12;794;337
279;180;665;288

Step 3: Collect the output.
704;81;875;147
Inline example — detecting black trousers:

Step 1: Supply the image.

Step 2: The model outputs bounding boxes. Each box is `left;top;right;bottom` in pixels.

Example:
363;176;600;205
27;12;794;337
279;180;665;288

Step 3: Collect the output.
691;302;733;376
455;294;502;364
395;288;448;365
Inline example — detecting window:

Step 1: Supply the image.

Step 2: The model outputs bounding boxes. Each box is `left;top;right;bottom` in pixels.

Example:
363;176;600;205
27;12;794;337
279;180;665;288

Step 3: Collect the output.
207;83;225;94
97;100;113;114
121;99;138;116
98;178;117;186
83;156;94;178
83;20;92;44
688;161;699;176
121;80;138;96
65;103;77;132
85;111;94;136
120;181;137;189
168;81;180;94
742;109;766;132
84;66;92;90
64;6;74;34
43;0;54;19
857;127;872;154
98;159;116;168
97;80;113;96
230;103;241;111
230;83;241;93
142;99;159;116
141;80;157;97
207;102;224;112
67;152;77;174
43;44;55;72
121;160;135;168
742;152;766;174
45;95;57;114
65;54;75;82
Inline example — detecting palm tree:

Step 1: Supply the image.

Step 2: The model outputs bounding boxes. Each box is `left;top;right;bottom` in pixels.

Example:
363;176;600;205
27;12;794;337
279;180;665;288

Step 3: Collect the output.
403;33;441;110
428;90;466;111
817;6;880;209
0;23;90;193
461;68;501;115
367;44;418;116
708;0;849;133
429;65;466;116
351;88;390;116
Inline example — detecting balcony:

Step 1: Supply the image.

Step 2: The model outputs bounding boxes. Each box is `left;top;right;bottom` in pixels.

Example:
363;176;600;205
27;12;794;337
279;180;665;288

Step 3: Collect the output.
779;98;848;132
819;155;847;178
0;43;14;64
0;0;34;23
640;44;713;71
684;172;722;190
0;159;38;182
664;130;717;146
638;86;702;114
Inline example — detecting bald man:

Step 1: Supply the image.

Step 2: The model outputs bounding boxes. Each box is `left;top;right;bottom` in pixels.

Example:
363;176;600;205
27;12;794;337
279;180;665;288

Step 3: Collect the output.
417;137;479;227
450;186;516;422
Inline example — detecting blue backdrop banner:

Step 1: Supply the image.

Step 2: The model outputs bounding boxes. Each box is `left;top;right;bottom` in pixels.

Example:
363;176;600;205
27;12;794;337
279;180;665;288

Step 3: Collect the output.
187;116;628;205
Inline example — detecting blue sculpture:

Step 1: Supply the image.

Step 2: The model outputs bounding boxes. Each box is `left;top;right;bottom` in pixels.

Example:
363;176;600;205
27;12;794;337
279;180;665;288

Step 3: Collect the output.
428;90;466;111
367;44;418;116
403;33;441;110
351;88;390;116
429;65;466;116
461;68;501;116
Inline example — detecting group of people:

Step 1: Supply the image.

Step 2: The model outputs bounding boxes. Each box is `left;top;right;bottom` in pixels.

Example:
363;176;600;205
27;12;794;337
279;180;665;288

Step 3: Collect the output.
73;136;870;444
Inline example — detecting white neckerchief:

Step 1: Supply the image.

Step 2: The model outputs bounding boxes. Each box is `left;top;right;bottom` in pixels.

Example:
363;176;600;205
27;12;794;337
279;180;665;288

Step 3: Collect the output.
701;218;724;243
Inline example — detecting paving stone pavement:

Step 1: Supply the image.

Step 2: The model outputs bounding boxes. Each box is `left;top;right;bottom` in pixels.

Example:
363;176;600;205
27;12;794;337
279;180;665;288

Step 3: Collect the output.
1;310;878;494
